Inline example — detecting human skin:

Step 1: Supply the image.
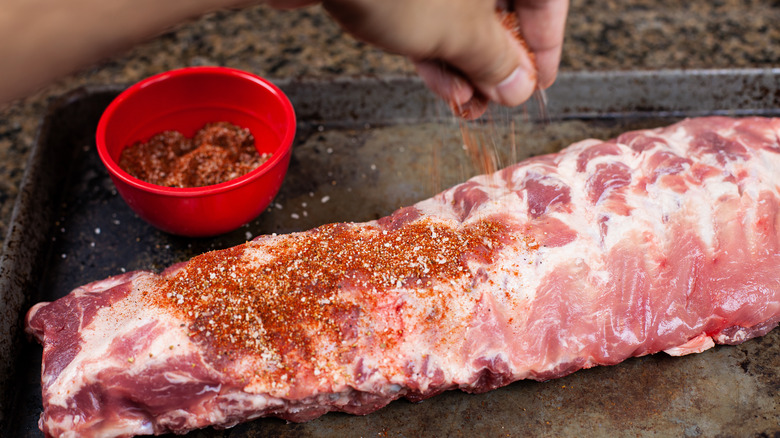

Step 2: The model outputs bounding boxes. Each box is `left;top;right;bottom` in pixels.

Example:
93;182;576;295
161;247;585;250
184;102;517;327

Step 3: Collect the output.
319;0;568;116
0;0;568;116
272;0;568;117
0;0;255;105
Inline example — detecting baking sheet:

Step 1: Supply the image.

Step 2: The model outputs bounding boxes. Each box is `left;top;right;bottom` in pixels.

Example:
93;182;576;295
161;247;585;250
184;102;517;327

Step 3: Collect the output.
2;70;780;437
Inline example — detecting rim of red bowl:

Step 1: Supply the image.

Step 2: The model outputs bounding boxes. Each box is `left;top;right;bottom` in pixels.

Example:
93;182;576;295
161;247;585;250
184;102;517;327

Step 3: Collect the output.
96;66;296;198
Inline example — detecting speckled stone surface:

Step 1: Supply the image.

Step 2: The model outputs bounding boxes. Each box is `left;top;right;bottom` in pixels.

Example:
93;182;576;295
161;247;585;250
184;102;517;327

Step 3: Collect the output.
0;0;778;241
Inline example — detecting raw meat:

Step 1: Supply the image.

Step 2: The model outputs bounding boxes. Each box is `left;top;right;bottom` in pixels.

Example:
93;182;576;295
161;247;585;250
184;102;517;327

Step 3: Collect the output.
26;117;780;437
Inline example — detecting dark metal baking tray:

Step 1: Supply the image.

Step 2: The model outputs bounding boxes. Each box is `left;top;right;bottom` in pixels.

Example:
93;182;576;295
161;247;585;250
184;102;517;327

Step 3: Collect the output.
2;69;779;437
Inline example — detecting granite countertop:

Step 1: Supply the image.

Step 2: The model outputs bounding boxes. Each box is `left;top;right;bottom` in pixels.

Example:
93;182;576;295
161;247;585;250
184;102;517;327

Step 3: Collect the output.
0;0;778;242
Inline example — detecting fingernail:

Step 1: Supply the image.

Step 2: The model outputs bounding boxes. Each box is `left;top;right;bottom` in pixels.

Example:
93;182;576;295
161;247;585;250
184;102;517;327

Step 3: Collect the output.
449;75;473;106
495;67;535;107
451;93;489;120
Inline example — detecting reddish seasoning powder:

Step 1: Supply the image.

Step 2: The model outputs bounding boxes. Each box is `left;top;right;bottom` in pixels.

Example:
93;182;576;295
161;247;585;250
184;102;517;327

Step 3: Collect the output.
449;9;539;174
119;122;271;188
152;217;529;375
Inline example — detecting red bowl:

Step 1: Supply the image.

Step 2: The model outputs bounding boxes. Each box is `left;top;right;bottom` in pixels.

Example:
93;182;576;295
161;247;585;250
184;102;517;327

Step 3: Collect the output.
96;67;296;237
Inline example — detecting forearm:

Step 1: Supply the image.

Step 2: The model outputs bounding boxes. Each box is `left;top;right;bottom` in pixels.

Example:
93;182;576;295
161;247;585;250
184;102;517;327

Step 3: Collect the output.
0;0;252;104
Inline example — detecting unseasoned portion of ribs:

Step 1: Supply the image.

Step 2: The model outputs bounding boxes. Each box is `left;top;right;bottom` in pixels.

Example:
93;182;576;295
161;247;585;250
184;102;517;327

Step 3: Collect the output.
27;117;780;438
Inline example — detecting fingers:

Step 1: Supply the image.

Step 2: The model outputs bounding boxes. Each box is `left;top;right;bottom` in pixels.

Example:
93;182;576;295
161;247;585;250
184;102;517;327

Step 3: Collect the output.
513;0;569;88
431;1;538;109
414;60;473;107
311;0;567;115
414;60;490;120
417;1;568;110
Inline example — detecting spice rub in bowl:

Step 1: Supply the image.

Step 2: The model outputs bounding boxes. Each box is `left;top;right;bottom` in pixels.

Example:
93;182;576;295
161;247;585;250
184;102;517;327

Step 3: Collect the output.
119;122;272;188
96;66;296;237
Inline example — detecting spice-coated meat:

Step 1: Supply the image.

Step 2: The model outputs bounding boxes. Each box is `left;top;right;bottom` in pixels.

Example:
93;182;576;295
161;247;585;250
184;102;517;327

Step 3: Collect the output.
26;117;780;437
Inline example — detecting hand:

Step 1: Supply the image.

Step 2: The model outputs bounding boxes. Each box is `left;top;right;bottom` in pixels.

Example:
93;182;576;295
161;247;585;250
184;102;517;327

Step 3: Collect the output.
277;0;568;118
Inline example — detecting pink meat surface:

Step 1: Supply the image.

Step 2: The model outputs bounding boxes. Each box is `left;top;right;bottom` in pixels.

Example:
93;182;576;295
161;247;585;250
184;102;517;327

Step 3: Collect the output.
26;117;780;437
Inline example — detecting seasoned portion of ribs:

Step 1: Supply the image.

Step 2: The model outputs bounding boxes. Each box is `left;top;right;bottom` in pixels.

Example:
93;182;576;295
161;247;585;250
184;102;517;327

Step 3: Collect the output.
27;117;780;437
